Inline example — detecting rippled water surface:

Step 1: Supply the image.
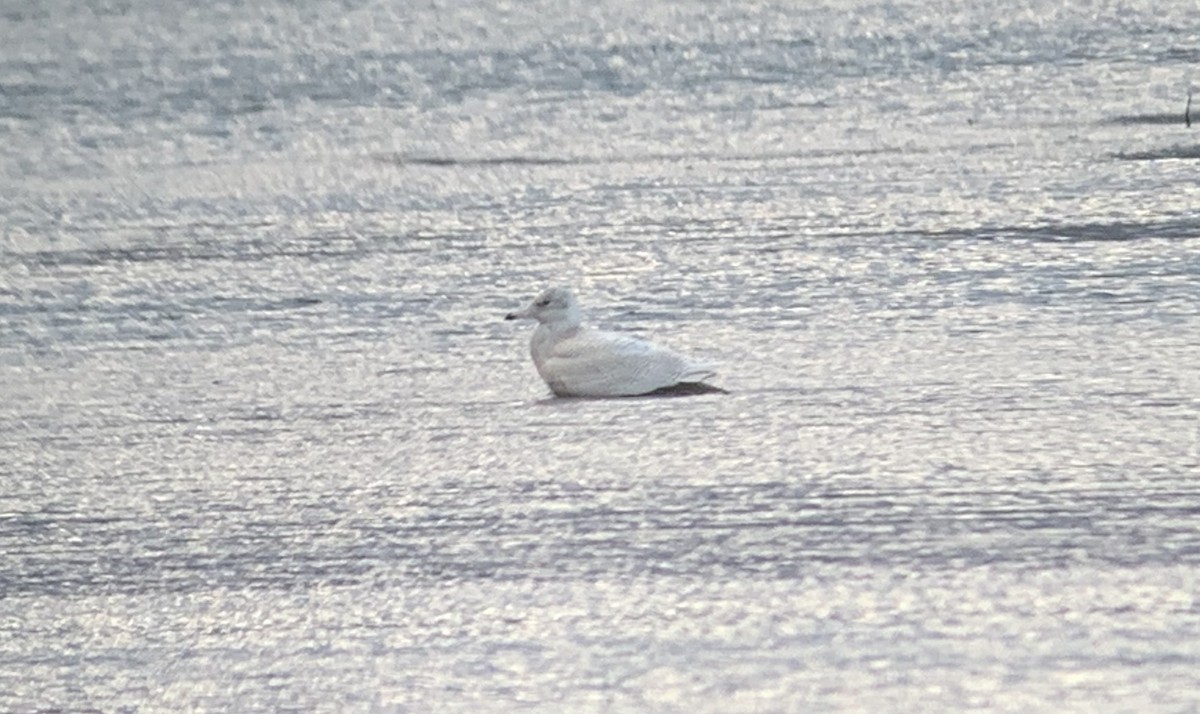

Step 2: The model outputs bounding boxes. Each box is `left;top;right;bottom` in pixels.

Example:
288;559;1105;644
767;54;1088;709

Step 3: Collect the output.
2;0;1199;711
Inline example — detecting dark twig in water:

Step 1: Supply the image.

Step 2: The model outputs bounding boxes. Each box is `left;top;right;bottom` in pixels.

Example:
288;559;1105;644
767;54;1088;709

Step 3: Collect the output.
1187;89;1192;128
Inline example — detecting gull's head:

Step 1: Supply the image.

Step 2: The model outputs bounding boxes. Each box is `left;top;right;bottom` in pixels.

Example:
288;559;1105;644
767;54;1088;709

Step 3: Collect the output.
505;286;580;326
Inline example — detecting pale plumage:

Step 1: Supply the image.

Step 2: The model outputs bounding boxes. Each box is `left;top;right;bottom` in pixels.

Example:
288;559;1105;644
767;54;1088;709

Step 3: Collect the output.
505;287;723;398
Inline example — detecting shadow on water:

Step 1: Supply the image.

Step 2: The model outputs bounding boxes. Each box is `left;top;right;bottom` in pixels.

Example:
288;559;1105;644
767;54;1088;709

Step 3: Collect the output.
1111;144;1200;161
531;383;730;405
642;383;730;397
919;217;1200;242
1104;112;1191;126
375;145;905;169
1102;97;1197;161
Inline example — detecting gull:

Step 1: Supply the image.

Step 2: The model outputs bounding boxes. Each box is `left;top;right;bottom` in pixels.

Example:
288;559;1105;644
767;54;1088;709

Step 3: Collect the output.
505;287;725;398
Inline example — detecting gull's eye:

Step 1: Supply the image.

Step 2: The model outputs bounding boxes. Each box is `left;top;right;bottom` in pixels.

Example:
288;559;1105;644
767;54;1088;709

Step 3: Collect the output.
535;298;551;307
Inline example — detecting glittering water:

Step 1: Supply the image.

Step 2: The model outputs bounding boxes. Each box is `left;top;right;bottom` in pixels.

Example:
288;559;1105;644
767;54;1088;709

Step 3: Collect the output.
2;0;1200;711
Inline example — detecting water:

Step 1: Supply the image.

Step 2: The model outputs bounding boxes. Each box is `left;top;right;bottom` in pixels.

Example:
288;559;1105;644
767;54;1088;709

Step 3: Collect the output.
3;0;1200;710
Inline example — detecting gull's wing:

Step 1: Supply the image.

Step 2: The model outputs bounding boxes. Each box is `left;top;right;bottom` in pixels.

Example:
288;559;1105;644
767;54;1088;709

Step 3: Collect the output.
539;327;716;397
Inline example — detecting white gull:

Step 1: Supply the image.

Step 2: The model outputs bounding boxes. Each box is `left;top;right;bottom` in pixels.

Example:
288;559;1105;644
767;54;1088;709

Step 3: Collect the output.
505;287;724;398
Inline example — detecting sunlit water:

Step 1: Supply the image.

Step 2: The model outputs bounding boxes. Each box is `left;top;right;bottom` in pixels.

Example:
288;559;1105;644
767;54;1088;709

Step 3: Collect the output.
2;0;1199;711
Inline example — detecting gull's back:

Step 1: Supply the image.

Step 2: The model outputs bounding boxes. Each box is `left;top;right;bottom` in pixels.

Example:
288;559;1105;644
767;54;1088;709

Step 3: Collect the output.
533;325;716;398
